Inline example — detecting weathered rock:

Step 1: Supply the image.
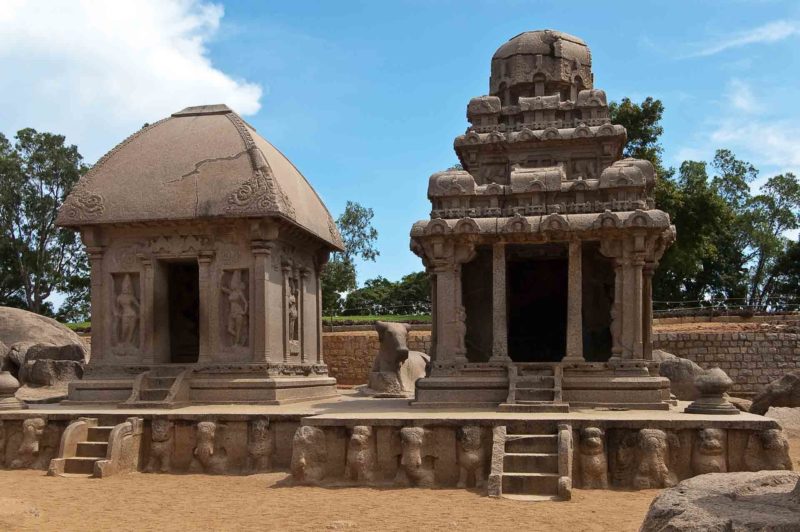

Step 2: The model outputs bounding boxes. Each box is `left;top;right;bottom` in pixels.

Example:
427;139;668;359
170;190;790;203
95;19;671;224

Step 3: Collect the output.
190;421;227;474
726;395;753;413
247;418;273;473
653;349;704;401
22;359;83;386
640;471;800;532
751;371;800;416
0;307;85;350
146;419;173;473
634;429;676;489
291;426;327;484
396;427;435;487
579;426;608;489
744;429;793;472
691;428;727;475
366;322;429;397
345;425;376;482
0;370;24;410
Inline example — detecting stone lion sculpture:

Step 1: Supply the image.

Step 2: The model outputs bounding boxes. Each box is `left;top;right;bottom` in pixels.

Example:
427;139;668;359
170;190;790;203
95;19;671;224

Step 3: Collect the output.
579;426;608;489
633;429;676;489
367;322;430;397
146;419;173;473
291;426;327;484
396;427;435;487
345;425;376;482
456;425;486;489
247;418;273;473
691;428;727;475
745;429;793;472
11;417;46;469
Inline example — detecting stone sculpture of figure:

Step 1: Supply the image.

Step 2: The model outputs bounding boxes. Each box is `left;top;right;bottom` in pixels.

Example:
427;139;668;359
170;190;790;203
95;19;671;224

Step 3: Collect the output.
11;418;46;469
291;426;327;484
221;270;248;346
367;322;430;397
114;274;139;347
454;305;467;356
633;429;676;490
288;279;299;341
191;421;226;474
456;425;486;489
692;428;727;475
744;429;793;472
247;418;273;473
345;425;376;482
396;427;435;487
146;419;173;473
579;426;608;489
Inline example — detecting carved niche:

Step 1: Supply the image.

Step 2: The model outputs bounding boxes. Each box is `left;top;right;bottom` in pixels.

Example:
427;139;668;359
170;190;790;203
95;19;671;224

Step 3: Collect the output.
111;273;141;352
220;269;249;348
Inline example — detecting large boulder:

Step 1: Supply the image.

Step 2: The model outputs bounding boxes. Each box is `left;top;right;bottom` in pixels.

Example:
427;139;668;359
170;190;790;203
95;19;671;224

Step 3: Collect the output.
0;307;88;386
751;371;800;416
641;471;800;531
653;349;705;400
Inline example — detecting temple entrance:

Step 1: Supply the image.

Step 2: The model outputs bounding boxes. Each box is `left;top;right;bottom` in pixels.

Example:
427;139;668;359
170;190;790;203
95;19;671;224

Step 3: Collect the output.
167;261;200;363
507;244;567;362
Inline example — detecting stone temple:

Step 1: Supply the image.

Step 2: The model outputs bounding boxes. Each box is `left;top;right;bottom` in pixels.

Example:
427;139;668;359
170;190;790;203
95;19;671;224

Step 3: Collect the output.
411;30;676;410
56;104;343;405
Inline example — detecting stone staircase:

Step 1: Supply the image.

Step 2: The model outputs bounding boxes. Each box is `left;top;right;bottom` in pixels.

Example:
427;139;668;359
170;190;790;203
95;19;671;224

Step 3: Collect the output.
123;366;191;408
488;423;573;501
48;417;144;478
498;363;569;413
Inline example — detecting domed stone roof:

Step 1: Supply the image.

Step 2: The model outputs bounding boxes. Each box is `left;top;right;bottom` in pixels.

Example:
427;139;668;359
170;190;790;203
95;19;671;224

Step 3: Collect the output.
492;29;590;64
57;104;344;250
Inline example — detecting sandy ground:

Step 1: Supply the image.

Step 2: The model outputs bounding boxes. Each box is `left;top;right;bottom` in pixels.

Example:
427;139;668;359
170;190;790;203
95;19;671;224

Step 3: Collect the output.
1;436;798;532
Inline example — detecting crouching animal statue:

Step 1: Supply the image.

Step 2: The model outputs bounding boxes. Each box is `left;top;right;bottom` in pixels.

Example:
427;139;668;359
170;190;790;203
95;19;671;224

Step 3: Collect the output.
745;429;793;472
11;418;47;469
456;425;486;489
396;427;435;487
579;426;608;489
367;321;430;397
345;425;376;482
146;419;173;473
692;428;727;475
633;429;676;489
291;426;328;484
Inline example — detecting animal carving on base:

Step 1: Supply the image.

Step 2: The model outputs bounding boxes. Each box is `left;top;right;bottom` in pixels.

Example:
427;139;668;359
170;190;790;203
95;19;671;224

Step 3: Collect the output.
692;428;727;475
579;426;608;489
345;425;376;482
456;425;486;489
367;322;430;397
11;418;46;469
396;427;435;487
247;418;273;473
146;419;173;473
191;421;227;474
633;429;676;489
291;426;328;484
745;429;793;472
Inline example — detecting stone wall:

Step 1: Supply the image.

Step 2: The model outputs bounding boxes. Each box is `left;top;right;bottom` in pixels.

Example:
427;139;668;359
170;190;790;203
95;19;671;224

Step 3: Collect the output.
322;329;800;395
652;331;800;396
323;331;431;385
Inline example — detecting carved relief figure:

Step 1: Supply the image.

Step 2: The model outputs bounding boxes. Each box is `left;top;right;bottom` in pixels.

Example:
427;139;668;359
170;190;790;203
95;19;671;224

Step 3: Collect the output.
345;425;376;482
291;426;327;484
579;426;608;489
633;429;675;489
191;421;227;474
744;429;793;472
396;427;435;487
114;274;139;347
692;428;727;475
288;277;299;342
247;418;273;473
456;425;486;489
368;322;430;396
11;418;46;469
146;419;173;473
221;270;248;346
609;430;638;487
454;305;467;355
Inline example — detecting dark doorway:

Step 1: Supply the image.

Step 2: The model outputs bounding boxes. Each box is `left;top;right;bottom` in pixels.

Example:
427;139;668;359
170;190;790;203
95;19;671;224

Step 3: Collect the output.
507;244;567;362
167;261;200;363
461;246;493;362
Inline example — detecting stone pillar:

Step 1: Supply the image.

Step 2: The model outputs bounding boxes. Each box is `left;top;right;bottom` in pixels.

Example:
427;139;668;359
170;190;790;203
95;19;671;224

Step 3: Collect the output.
629;256;645;360
642;262;655;361
564;240;585;363
197;252;214;364
491;242;510;361
621;255;635;359
251;242;272;363
609;258;623;363
299;268;309;363
138;256;154;365
87;247;106;363
281;263;292;363
315;267;324;365
433;261;457;363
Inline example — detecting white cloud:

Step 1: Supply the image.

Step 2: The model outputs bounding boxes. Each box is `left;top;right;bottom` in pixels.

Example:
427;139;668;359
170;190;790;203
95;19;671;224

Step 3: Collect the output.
0;0;262;161
686;19;800;57
725;79;761;113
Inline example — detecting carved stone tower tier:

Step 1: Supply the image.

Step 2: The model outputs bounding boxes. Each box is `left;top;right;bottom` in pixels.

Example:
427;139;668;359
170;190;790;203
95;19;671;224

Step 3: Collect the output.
410;30;675;410
57;104;343;405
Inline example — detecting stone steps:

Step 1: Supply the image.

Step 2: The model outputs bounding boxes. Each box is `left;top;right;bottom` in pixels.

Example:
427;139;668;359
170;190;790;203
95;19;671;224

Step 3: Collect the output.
123;367;190;408
499;364;569;412
59;425;114;477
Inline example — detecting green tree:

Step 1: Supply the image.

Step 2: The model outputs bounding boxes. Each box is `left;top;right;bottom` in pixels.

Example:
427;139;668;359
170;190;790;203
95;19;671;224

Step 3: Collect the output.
0;129;89;318
321;201;379;313
341;271;431;316
609;97;666;173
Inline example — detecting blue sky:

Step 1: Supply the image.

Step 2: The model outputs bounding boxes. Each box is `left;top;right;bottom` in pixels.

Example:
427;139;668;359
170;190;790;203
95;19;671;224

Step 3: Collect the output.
2;0;799;286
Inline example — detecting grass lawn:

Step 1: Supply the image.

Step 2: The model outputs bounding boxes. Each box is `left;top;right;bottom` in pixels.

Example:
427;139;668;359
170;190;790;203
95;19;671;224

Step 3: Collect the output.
64;321;91;333
322;314;431;325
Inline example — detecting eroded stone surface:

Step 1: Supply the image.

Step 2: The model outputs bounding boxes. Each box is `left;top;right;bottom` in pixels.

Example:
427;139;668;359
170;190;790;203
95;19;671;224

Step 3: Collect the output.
578;426;608;489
